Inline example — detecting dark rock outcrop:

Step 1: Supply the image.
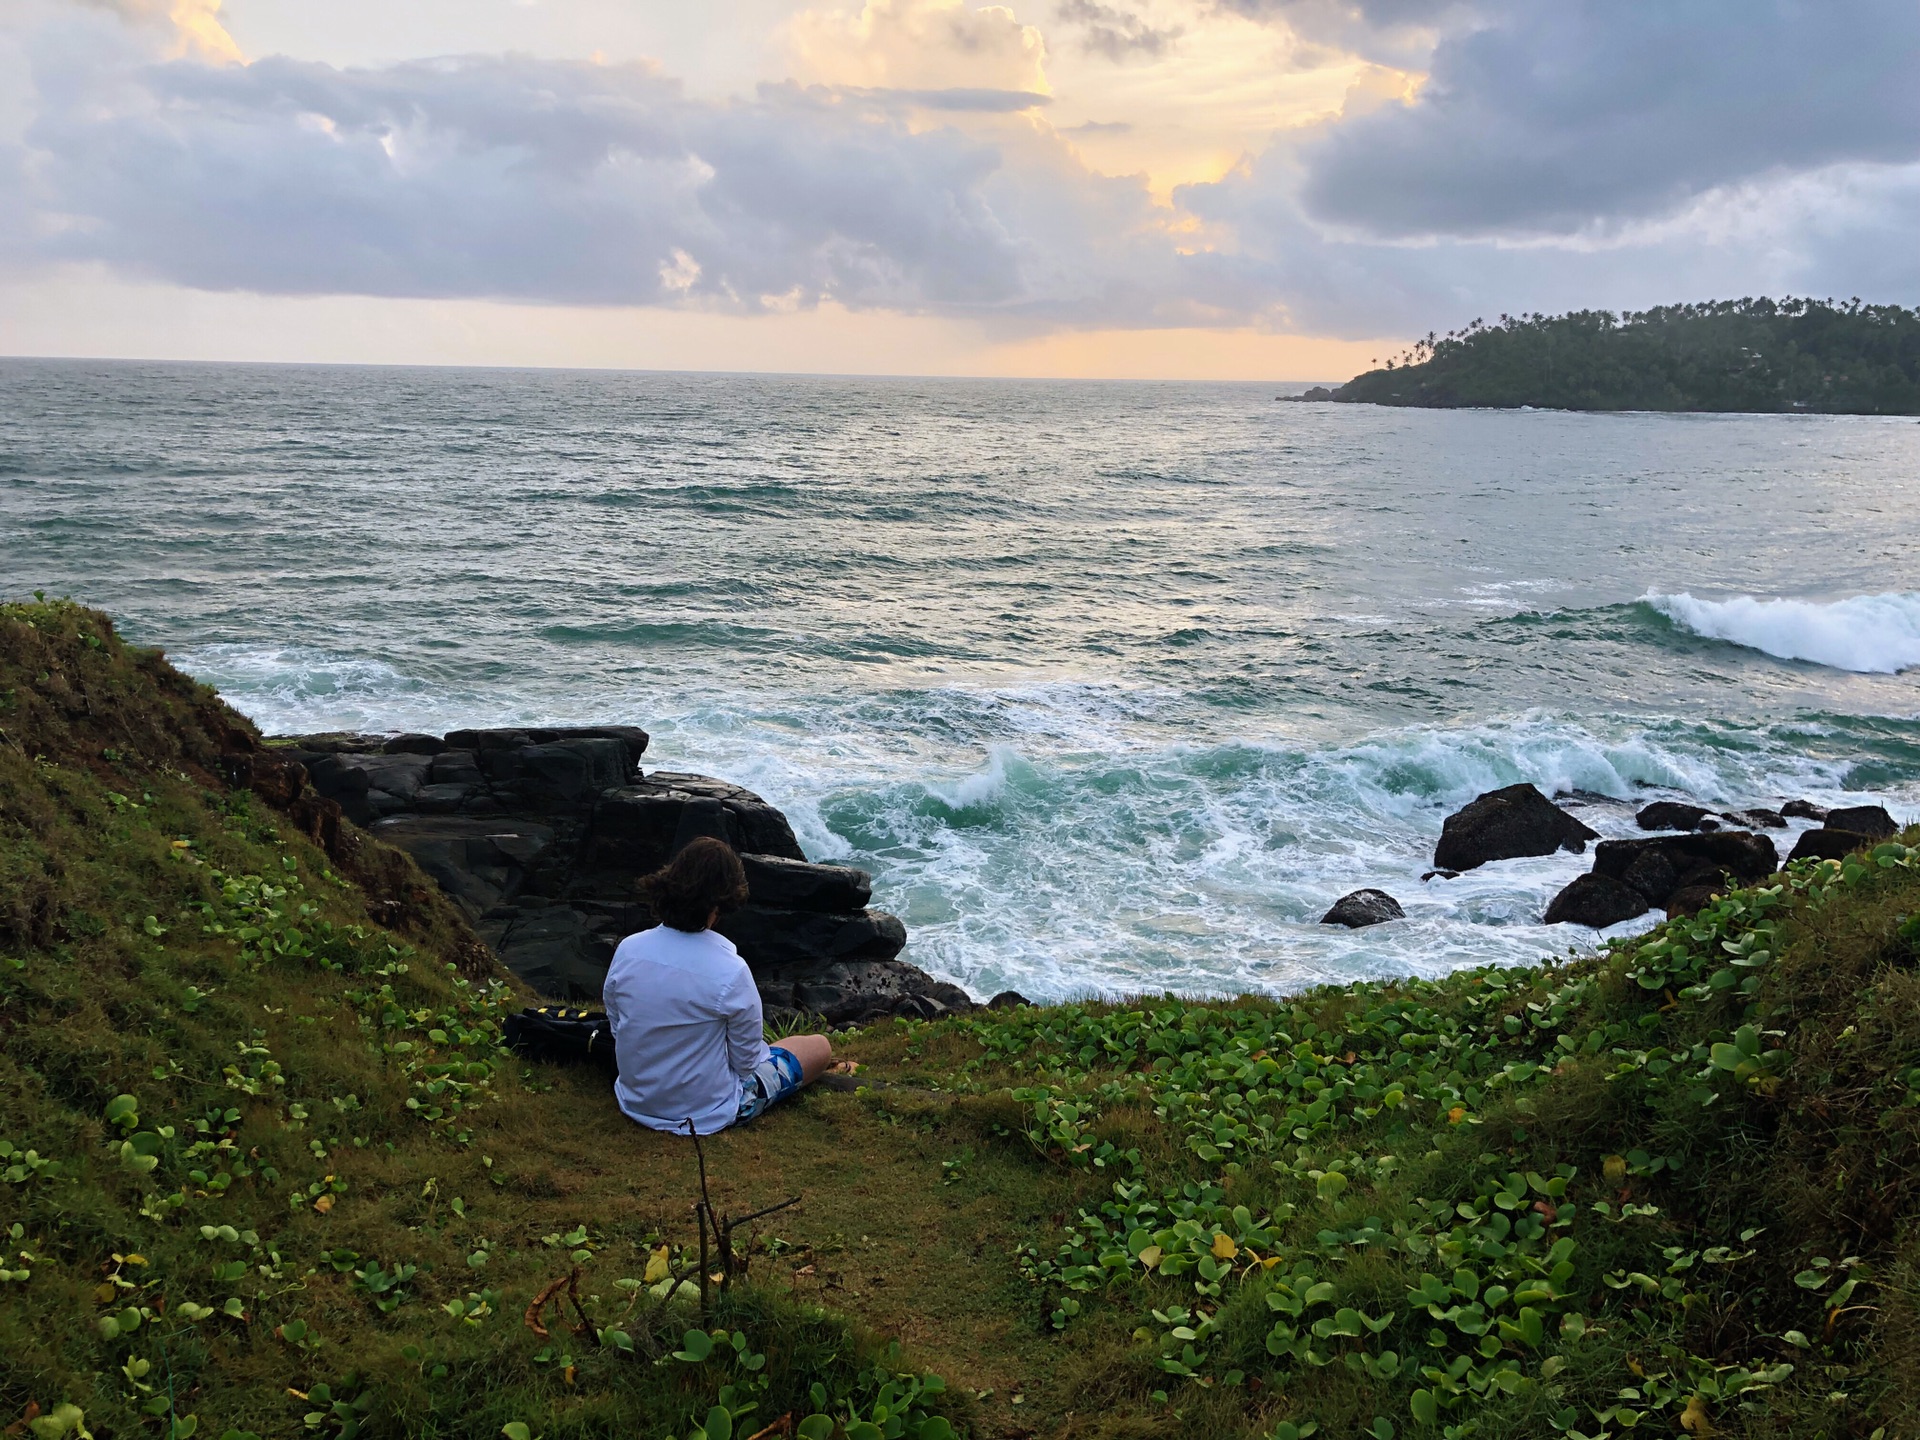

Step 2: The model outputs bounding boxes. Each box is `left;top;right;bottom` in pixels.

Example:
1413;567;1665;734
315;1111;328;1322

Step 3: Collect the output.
275;727;968;1023
1665;885;1722;919
1433;784;1599;872
1320;889;1406;928
1593;831;1779;898
1636;801;1712;832
1543;874;1649;928
1721;808;1787;830
1781;799;1828;821
1788;828;1879;863
1827;805;1897;839
1546;829;1779;923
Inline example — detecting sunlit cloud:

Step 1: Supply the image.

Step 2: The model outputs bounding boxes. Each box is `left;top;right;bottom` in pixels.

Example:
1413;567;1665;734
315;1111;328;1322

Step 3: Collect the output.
73;0;242;61
1;0;1916;375
788;0;1050;96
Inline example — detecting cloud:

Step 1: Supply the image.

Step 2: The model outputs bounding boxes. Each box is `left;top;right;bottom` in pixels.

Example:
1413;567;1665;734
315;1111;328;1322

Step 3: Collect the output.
1052;0;1182;60
1291;0;1920;238
6;8;1177;322
1209;0;1460;66
788;0;1050;95
1179;153;1920;339
69;0;242;62
833;84;1052;110
4;0;1919;350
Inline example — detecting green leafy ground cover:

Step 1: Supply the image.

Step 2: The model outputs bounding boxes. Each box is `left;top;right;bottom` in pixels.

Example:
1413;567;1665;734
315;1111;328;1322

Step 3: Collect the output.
5;598;1920;1439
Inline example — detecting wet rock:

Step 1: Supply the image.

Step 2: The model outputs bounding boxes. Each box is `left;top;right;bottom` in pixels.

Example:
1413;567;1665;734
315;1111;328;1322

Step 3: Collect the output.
382;732;446;755
717;907;907;973
1665;885;1722;919
761;958;972;1025
1591;831;1779;907
1826;805;1897;839
1721;808;1787;830
1781;799;1828;821
285;725;958;1022
1320;889;1406;928
1543;873;1650;928
1788;828;1879;863
1619;847;1685;904
1636;801;1713;832
1421;869;1460;882
987;990;1032;1010
1433;784;1599;872
741;854;873;913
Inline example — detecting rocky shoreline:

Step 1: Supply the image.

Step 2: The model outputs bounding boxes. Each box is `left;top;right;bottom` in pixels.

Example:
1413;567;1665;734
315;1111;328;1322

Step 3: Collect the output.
1320;779;1902;933
251;724;1905;1010
263;725;987;1025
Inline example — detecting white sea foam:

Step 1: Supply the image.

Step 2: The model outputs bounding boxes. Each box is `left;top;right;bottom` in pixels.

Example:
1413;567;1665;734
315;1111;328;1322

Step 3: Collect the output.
1647;591;1920;674
168;640;1916;1003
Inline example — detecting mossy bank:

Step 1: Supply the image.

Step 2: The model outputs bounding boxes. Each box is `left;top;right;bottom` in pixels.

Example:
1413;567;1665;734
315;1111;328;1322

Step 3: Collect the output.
4;598;1919;1440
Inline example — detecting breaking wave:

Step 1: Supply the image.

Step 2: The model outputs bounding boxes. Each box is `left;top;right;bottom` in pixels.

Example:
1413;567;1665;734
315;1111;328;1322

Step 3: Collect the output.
1646;591;1920;674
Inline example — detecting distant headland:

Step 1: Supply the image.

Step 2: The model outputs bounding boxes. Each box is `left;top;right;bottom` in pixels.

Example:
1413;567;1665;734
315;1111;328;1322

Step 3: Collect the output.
1291;297;1920;414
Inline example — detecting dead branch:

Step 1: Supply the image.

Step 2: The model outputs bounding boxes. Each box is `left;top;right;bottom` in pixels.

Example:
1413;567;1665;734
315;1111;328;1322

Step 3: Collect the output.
523;1273;572;1339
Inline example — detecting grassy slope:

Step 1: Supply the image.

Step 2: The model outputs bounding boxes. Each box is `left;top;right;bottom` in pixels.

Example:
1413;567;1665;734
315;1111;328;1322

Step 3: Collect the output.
4;599;1920;1440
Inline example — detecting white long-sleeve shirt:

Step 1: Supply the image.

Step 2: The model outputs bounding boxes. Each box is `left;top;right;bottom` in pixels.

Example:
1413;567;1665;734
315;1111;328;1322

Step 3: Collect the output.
602;924;770;1134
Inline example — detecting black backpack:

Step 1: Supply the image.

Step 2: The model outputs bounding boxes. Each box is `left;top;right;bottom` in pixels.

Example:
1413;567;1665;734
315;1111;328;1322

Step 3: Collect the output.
502;1007;617;1071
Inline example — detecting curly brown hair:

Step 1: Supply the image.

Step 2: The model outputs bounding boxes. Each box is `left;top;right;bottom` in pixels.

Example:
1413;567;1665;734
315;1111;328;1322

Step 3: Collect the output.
640;836;750;932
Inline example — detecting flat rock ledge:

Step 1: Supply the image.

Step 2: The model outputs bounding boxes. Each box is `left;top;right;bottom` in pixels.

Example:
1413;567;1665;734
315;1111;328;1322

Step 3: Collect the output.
272;727;973;1025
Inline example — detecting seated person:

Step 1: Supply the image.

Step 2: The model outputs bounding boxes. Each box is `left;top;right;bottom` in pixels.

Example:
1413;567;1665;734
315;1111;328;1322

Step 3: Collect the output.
602;836;836;1134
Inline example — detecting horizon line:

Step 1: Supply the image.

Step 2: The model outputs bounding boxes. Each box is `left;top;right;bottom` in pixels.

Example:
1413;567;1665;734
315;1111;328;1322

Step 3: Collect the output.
0;351;1349;388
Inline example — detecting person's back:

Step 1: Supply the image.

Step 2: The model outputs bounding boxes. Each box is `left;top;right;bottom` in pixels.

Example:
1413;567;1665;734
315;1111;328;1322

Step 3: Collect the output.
601;836;839;1134
603;922;765;1134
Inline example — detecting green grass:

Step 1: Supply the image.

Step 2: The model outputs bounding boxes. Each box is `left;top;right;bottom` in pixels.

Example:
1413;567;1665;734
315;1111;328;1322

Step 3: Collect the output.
4;596;1920;1440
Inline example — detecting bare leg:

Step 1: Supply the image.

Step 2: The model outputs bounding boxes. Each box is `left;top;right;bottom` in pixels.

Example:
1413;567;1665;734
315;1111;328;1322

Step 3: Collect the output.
774;1032;835;1085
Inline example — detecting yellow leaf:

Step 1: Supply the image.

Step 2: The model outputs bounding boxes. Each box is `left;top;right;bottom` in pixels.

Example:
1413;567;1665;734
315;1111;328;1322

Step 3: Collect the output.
643;1246;670;1284
1137;1246;1163;1270
94;1283;119;1304
1448;1106;1467;1124
1603;1155;1628;1185
1261;1255;1282;1269
313;1194;334;1214
1211;1233;1238;1261
1679;1394;1715;1436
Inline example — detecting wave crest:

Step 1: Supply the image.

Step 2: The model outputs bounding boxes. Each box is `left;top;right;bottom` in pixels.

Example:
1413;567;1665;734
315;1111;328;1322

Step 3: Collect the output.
1645;591;1920;674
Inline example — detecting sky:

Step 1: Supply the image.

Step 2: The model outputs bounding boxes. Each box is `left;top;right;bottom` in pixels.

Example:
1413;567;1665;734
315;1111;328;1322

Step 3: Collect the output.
0;0;1916;379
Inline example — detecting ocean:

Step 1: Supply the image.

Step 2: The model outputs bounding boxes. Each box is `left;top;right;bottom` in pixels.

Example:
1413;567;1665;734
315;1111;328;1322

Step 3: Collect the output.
4;357;1918;1001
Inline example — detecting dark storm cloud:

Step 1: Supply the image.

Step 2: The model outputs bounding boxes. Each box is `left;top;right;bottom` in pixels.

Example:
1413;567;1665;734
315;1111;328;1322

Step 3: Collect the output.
1294;0;1920;237
1052;1;1183;61
21;46;1042;308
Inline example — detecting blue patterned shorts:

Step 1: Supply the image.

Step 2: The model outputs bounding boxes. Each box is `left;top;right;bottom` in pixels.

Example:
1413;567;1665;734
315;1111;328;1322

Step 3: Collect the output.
735;1046;805;1124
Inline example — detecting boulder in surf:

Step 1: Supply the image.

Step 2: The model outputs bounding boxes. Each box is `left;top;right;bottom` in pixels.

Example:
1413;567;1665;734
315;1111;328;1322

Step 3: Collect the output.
1788;828;1880;863
1320;889;1405;927
1543;873;1649;928
1635;801;1713;832
1591;830;1778;905
1433;783;1599;872
1826;805;1897;839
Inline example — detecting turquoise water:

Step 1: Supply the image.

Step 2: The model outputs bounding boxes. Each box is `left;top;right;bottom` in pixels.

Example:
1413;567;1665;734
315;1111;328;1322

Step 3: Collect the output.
4;358;1918;998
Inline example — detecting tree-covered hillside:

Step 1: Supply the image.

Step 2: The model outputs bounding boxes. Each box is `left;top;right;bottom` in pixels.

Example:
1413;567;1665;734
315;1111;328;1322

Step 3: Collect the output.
1335;298;1920;413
